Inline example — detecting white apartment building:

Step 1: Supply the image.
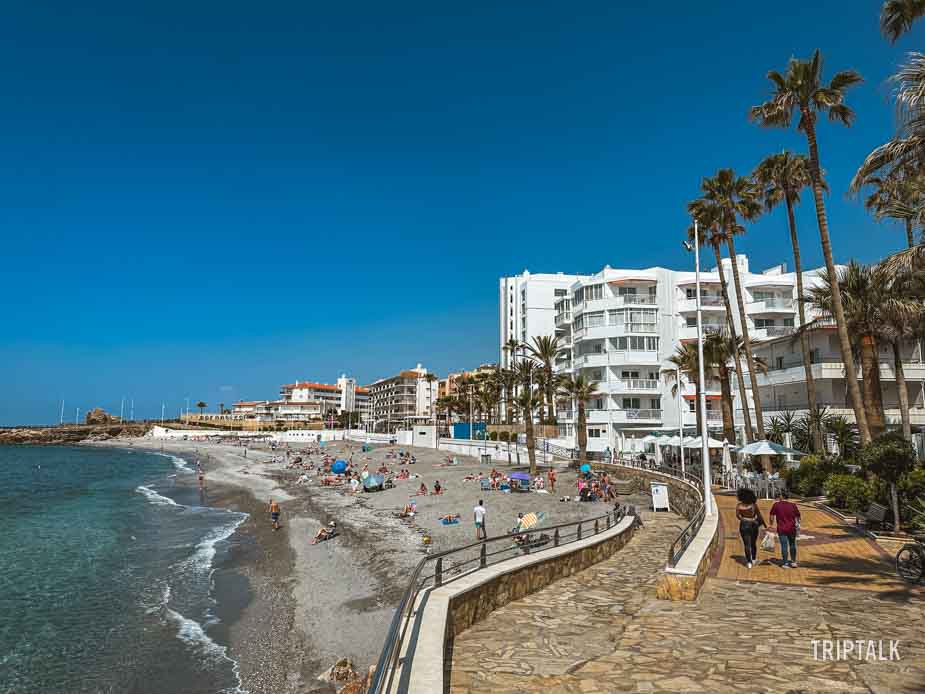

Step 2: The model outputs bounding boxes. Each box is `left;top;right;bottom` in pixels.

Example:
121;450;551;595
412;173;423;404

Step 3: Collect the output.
281;376;370;420
742;324;925;430
368;364;439;432
499;271;587;368
536;255;830;453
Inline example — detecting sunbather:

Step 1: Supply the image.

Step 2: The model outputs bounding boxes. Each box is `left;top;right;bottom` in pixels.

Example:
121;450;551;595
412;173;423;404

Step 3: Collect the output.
311;521;338;544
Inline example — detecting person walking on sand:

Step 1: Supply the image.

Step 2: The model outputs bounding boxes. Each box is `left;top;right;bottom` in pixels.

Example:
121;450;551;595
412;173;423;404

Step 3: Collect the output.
548;468;557;493
770;490;801;568
268;499;281;531
735;488;765;569
474;499;487;541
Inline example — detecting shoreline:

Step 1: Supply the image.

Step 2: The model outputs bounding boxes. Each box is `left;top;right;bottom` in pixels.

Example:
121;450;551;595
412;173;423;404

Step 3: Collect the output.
90;435;622;693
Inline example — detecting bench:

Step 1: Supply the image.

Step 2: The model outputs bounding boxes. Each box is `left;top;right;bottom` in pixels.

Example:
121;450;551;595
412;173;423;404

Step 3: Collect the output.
612;480;635;496
856;502;891;530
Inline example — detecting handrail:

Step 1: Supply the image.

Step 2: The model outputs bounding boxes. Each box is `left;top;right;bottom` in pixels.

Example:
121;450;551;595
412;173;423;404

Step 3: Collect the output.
367;505;629;694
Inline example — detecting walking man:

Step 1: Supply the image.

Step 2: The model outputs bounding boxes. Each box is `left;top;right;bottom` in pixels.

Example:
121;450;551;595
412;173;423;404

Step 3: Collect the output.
770;490;801;568
473;499;487;541
548;468;557;493
268;498;281;531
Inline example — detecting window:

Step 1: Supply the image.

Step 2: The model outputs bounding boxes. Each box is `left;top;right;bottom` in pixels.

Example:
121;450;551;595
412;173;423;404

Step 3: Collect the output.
608;310;623;325
554;289;567;297
646;336;659;351
686;316;697;327
649;397;661;410
622;397;640;409
621;370;639;378
783;317;794;327
588;427;604;438
688;401;696;412
618;286;637;296
753;290;775;301
755;318;776;328
572;287;584;305
586;284;604;301
586;311;605;328
776;356;784;370
686;287;696;299
573;315;584;331
591;370;603;381
590;397;604;410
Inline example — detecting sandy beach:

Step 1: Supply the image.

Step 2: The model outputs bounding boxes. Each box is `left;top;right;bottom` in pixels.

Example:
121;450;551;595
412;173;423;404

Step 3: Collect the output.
95;435;647;693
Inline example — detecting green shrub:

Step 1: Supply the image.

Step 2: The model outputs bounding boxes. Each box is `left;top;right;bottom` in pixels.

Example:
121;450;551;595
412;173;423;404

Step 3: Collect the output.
823;474;872;511
899;467;925;524
785;455;848;498
488;431;498;441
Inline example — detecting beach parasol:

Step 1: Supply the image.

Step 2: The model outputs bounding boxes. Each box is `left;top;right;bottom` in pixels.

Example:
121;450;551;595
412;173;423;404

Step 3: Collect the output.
518;511;546;531
738;440;806;457
683;436;731;449
510;472;532;481
640;434;657;444
722;439;733;486
654;439;662;466
331;460;348;474
580;463;591;474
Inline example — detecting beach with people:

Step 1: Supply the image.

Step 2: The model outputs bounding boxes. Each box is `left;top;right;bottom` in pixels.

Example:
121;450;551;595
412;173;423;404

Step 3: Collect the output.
90;434;643;692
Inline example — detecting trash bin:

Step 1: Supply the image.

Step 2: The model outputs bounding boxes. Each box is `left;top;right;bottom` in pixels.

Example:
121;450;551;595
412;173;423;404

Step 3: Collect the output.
480;454;491;465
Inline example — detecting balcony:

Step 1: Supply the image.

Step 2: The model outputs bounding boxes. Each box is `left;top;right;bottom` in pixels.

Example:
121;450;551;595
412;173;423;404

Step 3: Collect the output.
612;378;659;392
752;325;796;340
572;352;609;369
758;355;925;386
554;312;572;327
679;324;725;341
747;298;795;315
615;408;662;422
678;296;726;313
615;294;657;306
609;349;661;366
610;322;658;336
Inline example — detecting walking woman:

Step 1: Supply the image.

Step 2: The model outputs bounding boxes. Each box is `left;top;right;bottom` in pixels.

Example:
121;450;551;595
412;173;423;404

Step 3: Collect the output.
735;488;765;569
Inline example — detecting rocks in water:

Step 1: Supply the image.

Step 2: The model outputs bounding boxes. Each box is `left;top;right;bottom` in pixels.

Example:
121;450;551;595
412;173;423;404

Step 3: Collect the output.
0;422;151;445
84;407;117;425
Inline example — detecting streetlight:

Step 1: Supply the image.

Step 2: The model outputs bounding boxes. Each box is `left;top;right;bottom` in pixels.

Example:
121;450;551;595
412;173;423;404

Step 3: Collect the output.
683;220;714;516
676;367;685;476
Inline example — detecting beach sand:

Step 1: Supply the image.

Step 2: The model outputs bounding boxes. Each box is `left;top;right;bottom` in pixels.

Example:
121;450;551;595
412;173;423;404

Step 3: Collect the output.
95;436;649;693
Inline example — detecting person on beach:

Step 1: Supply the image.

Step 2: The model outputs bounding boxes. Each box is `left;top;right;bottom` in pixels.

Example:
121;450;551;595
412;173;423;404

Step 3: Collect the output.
311;521;337;544
735;488;765;569
417;483;427;496
268;499;281;531
474;500;487;540
433;480;442;495
548;468;557;492
769;490;801;568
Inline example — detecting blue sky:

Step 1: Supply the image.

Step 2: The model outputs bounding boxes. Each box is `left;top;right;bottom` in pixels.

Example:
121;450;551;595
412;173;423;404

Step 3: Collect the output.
1;1;920;425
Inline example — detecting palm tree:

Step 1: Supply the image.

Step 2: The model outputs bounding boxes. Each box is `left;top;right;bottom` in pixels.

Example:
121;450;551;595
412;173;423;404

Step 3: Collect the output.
196;401;207;415
513;359;541;474
750;49;870;444
879;272;925;440
686;203;754;441
558;374;600;469
704;331;743;445
695;168;766;439
525;335;563;424
753;151;824;452
881;0;925;42
663;343;703;434
503;337;521;422
857;169;924;248
807;263;890;438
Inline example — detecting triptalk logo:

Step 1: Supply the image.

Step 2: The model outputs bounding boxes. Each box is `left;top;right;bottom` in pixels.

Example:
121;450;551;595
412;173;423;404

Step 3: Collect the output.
812;640;901;661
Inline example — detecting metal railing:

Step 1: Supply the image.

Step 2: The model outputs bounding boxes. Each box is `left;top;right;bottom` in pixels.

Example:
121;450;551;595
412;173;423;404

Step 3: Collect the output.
368;506;630;694
625;408;662;420
606;458;706;568
621;294;657;305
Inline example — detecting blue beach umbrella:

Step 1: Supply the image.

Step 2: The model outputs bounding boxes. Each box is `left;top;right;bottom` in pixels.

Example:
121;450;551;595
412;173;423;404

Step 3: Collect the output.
580;463;591;474
331;460;348;474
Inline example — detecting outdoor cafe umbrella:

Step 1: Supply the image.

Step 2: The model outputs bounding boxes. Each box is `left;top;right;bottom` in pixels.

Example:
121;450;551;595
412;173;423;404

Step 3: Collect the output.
682;436;729;449
640;434;658;444
653;438;663;466
738;440;806;457
722;439;734;486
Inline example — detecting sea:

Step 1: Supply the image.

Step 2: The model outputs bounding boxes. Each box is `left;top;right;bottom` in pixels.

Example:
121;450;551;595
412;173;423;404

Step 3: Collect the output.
0;445;249;694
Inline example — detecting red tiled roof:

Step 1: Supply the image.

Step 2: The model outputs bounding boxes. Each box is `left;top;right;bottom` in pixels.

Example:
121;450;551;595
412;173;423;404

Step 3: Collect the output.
283;381;339;392
356;387;369;394
234;401;261;406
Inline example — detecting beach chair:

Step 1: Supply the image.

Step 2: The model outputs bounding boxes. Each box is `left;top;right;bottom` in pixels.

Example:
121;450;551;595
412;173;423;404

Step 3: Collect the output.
513;478;531;493
480;479;491;492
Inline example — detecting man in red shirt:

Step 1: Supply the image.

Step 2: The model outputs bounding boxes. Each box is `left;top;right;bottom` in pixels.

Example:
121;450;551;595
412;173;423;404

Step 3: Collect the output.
769;490;801;568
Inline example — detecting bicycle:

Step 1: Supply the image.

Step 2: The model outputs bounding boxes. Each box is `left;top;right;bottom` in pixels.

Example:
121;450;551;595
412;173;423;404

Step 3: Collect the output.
896;535;925;584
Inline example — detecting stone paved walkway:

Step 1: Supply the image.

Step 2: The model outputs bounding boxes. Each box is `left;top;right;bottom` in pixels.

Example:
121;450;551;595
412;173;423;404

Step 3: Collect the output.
449;511;925;693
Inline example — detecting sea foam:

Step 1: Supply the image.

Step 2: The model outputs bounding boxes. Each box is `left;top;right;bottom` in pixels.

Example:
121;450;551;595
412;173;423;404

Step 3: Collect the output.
136;485;180;507
182;513;248;573
165;608;246;694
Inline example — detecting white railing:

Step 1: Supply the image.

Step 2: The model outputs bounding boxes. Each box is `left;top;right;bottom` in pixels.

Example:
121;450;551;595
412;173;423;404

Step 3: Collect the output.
621;294;657;305
621;378;659;390
751;298;793;309
763;326;796;337
626;408;662;420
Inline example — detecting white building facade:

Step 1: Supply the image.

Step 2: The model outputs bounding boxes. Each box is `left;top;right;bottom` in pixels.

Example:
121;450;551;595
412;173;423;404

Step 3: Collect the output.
368;364;439;432
499;271;586;368
509;255;831;453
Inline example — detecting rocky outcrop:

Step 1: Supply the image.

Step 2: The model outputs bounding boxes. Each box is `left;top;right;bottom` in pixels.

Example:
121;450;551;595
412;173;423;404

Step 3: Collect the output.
84;407;117;425
0;423;152;445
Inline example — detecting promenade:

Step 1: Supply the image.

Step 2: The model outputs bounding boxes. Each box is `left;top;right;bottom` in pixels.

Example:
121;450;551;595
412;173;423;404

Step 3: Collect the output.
448;491;925;693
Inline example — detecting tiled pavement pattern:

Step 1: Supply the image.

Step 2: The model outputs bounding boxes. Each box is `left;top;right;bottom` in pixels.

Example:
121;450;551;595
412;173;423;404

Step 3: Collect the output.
712;492;911;592
449;511;925;693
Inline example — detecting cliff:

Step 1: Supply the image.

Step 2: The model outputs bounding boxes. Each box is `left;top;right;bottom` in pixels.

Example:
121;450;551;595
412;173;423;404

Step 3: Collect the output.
0;422;153;445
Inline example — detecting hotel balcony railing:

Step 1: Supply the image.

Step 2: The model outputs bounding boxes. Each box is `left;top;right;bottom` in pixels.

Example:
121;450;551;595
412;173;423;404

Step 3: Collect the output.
554;312;572;326
760;326;796;337
625;408;662;420
619;378;659;391
751;298;793;309
620;294;657;305
612;322;658;334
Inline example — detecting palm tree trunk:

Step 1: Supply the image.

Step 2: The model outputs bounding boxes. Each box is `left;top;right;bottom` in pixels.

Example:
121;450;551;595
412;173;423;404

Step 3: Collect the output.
712;242;754;441
718;364;736;444
803;116;872;445
859;335;886;438
525;406;537;476
891;482;902;532
546;369;555;424
906;218;915;248
577;401;588;468
506;384;514;425
893;340;913;440
725;231;766;439
785;194;823;453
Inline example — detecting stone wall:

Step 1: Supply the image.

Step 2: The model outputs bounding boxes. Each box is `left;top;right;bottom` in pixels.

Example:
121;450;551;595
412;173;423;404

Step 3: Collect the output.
446;522;637;637
655;509;720;601
597;464;703;521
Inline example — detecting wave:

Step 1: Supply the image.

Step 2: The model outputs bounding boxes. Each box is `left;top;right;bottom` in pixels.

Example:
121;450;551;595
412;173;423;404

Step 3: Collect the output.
151;450;195;473
181;513;248;574
136;485;180;507
165;608;246;694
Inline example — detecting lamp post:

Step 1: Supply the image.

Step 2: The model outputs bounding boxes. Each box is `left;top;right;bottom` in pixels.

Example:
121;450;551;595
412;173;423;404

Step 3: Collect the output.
685;220;714;516
677;367;685;476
